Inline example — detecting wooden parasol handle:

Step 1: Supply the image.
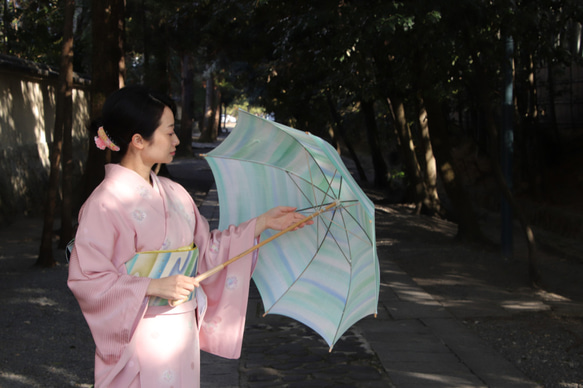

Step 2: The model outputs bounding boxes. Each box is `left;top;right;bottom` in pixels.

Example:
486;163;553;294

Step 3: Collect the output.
169;201;339;307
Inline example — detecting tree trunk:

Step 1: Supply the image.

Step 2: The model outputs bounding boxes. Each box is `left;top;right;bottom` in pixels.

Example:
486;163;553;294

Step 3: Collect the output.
360;100;388;188
213;88;221;135
546;63;562;149
59;26;75;249
474;63;541;286
424;96;483;242
2;0;9;53
178;53;194;157
484;113;541;286
81;0;125;203
417;98;441;215
141;0;149;81
386;96;429;213
219;103;224;134
148;42;170;94
36;0;75;267
199;74;218;142
326;95;367;182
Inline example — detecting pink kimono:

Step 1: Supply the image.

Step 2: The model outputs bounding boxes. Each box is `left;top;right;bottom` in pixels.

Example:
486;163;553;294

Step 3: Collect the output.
68;164;257;387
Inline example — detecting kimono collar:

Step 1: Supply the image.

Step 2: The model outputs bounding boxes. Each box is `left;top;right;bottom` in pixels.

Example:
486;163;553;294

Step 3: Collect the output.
105;163;162;195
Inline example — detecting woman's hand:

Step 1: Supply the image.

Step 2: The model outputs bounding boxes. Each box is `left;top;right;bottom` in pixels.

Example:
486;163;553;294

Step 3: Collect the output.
255;206;314;237
146;275;199;301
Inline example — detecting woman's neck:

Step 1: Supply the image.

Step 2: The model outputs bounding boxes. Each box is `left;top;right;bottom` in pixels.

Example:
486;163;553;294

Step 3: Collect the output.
119;157;153;185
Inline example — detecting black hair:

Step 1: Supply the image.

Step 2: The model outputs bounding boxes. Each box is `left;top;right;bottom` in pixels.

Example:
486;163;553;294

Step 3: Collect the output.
94;85;176;155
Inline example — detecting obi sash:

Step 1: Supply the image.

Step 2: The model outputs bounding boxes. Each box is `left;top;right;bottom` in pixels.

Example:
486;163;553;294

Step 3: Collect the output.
124;244;199;306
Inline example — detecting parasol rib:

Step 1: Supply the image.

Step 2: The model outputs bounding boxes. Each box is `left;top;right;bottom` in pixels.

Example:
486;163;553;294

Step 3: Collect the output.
169;200;339;307
263;206;338;316
206;155;339;204
297;201;372;246
324;209;353;266
319;207;373;245
322;207;351;261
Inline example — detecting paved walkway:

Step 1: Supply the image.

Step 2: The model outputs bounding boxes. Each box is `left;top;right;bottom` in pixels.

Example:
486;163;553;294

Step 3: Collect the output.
1;145;581;387
177;140;583;386
193;181;545;388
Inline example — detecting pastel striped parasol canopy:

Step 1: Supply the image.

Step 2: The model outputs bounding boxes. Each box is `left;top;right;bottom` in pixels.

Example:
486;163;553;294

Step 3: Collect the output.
203;110;380;350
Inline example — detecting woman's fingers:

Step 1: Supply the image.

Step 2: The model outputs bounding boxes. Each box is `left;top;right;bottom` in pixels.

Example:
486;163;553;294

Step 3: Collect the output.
168;275;200;307
148;275;199;300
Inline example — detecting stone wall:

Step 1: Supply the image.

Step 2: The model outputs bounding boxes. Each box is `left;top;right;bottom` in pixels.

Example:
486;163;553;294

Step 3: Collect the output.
0;54;90;225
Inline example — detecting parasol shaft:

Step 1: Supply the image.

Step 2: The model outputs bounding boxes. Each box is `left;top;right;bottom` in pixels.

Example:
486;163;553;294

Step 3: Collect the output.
169;201;338;307
196;201;338;283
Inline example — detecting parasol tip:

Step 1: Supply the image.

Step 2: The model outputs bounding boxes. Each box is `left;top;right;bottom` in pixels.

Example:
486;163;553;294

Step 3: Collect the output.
199;153;207;157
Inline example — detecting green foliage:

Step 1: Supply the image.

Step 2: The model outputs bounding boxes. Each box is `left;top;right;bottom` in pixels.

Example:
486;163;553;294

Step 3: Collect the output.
4;0;582;146
0;0;93;74
2;0;63;66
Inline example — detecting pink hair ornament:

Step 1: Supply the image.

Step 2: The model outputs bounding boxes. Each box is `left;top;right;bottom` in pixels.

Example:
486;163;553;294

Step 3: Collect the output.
94;126;120;151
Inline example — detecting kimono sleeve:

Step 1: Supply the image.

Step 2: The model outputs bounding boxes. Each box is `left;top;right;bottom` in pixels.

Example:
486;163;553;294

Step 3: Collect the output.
192;204;258;359
67;196;151;366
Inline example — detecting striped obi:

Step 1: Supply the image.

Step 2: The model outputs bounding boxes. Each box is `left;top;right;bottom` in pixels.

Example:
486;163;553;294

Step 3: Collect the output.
124;244;199;306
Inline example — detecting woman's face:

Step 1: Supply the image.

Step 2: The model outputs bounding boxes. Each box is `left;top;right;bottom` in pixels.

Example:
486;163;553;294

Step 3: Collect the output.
142;107;180;165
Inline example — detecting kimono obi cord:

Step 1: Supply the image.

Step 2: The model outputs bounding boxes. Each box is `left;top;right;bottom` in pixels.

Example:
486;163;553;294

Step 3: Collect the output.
137;243;196;254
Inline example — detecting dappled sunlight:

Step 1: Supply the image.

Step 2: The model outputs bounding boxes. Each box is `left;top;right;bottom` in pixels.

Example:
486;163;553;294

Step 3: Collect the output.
40;364;93;388
375;238;396;246
0;87;15;138
21;81;47;144
500;300;550;312
374;205;401;215
0;260;95;388
139;312;194;365
407;216;457;235
0;362;93;388
28;84;45;142
391;370;478;386
397;289;437;305
385;279;441;306
0;371;37;387
429;273;482;286
536;289;572;302
9;174;27;200
10;293;58;307
375;205;457;244
0;251;37;261
2;287;68;312
1;73;89;221
72;89;90;140
37;141;50;170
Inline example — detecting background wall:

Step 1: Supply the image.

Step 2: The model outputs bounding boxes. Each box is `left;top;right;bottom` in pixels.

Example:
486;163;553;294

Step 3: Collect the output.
0;54;90;225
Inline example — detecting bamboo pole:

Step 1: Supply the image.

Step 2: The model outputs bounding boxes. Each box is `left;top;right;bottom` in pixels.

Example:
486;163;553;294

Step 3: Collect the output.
169;201;339;307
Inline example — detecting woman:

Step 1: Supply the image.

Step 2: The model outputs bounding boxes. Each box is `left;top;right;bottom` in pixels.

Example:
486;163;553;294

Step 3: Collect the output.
68;85;311;387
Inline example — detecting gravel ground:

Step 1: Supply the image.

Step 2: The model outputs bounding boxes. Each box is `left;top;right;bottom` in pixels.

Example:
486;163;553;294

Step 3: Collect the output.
466;314;583;388
376;200;583;388
0;221;94;387
1;156;582;387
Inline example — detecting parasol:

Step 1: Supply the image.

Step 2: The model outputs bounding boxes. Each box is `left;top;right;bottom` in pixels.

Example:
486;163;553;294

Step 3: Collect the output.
201;110;379;350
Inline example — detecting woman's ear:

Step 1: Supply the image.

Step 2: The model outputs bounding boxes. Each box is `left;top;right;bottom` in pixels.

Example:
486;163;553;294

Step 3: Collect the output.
130;134;145;149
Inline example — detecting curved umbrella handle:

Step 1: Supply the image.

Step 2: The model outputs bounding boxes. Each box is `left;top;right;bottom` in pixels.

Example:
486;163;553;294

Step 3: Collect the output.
169;201;339;307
